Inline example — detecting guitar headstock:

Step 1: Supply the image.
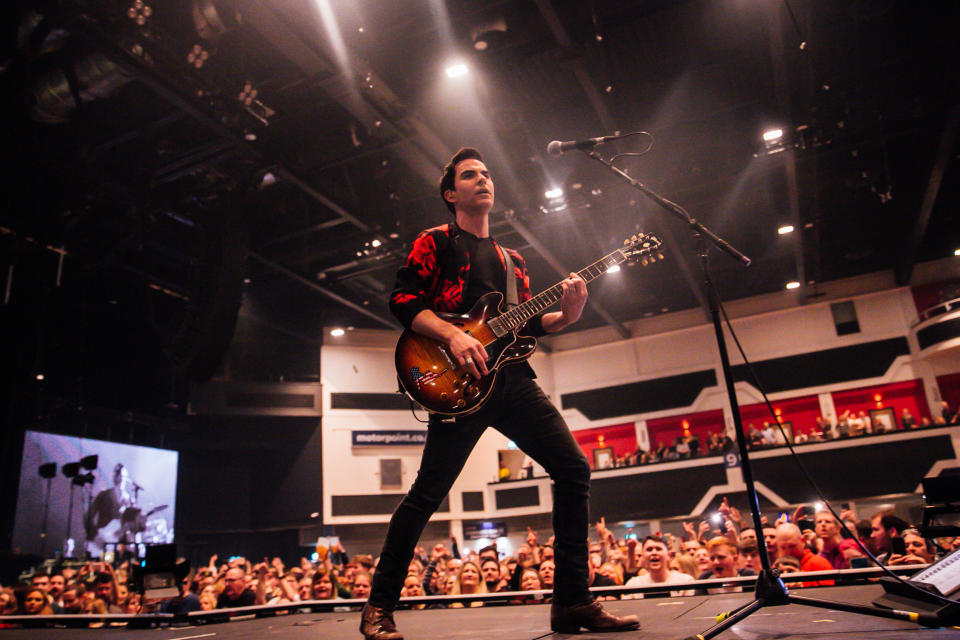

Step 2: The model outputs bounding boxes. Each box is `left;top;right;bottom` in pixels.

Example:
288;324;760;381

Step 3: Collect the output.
621;232;664;267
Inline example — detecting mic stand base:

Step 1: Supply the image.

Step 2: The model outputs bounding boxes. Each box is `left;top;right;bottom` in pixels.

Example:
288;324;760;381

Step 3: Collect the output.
685;569;944;640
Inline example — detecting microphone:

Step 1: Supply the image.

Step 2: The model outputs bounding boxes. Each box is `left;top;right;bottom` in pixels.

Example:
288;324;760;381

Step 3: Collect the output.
547;134;620;156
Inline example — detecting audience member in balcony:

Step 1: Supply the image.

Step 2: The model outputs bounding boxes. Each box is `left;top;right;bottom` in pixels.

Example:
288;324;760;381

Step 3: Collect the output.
939;400;958;424
624;536;696;598
815;509;845;569
747;424;764;449
775;523;834;586
900;408;917;429
761;421;781;446
888;529;934;566
675;436;691;459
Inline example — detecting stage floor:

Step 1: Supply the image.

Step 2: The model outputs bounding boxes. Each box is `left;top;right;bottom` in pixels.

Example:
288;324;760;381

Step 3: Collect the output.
7;585;958;639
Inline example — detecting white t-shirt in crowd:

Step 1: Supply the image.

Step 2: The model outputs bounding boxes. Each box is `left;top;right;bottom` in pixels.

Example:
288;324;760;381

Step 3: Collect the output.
623;570;695;598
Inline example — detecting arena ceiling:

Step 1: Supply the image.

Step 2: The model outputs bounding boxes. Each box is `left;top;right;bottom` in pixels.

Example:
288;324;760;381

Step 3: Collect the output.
2;1;958;381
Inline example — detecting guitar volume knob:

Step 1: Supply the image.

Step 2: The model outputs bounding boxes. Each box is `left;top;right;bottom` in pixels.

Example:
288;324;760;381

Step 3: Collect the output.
456;399;466;408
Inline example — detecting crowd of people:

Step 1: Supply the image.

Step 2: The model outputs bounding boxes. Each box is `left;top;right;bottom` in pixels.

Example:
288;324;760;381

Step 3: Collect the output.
4;500;954;622
595;400;960;469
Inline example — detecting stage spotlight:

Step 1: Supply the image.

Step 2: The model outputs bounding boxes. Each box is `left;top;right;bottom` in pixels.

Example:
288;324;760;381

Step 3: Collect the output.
35;373;45;381
762;128;783;144
62;462;80;478
544;188;563;199
777;225;794;235
606;265;621;273
785;281;800;290
955;248;960;256
38;462;57;479
330;328;345;337
445;62;468;78
80;454;98;470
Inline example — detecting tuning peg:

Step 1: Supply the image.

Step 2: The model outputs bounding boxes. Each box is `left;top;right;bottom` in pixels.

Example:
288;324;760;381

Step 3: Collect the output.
648;255;657;263
623;238;630;246
641;257;649;267
657;253;664;261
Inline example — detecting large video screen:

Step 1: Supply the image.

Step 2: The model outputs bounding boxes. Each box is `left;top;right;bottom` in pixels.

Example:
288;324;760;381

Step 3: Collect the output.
14;431;178;558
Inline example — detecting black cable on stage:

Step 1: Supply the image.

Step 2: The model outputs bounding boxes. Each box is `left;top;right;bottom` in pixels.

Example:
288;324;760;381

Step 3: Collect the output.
408;399;430;424
713;286;960;607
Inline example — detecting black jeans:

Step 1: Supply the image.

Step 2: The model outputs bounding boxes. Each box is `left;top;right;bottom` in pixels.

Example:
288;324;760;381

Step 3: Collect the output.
368;365;592;610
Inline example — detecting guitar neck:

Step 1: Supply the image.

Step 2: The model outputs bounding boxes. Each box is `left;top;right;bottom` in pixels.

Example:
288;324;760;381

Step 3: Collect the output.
490;247;630;336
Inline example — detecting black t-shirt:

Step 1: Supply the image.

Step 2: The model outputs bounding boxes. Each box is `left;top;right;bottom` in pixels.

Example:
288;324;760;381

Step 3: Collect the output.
217;588;256;608
461;231;506;311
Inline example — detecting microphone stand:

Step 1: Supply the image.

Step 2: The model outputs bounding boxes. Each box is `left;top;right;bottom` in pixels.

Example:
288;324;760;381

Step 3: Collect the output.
582;149;939;636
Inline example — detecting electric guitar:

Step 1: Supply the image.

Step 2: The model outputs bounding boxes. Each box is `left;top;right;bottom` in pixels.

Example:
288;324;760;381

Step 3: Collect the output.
395;233;664;416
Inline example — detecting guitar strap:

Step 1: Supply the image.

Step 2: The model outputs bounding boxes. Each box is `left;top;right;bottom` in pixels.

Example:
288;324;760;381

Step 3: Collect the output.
501;247;519;309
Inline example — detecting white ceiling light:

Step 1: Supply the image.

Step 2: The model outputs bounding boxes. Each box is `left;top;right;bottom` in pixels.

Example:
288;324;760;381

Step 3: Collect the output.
330;328;345;337
544;188;563;199
445;62;468;78
762;128;783;143
778;225;794;235
785;281;800;290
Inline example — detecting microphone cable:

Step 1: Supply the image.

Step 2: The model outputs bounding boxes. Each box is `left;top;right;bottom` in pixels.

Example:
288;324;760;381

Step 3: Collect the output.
711;271;960;607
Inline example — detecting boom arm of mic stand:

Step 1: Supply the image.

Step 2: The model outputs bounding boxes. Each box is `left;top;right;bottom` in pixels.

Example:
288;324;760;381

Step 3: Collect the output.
584;150;752;267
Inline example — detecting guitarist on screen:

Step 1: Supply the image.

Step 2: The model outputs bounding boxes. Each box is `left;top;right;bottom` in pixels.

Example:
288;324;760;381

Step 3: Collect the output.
360;148;640;640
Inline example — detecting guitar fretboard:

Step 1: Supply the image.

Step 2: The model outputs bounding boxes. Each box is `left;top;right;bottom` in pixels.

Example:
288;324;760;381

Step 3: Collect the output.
488;247;631;338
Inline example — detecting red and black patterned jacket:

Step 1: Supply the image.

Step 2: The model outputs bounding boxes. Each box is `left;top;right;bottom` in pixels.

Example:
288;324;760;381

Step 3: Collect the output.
390;220;546;338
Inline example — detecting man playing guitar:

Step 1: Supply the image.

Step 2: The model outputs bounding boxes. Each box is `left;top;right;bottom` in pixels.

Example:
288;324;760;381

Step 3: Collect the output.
361;148;640;639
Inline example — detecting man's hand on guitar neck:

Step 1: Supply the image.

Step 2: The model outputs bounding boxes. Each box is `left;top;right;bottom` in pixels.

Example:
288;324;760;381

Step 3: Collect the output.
411;309;489;379
542;272;588;333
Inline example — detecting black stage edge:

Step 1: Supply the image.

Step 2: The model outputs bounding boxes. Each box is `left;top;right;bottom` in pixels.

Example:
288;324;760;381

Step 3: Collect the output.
4;585;960;639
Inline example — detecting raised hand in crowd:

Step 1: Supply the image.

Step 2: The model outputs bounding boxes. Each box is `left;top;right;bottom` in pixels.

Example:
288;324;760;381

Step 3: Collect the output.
526;526;538;548
253;560;269;605
697;520;712;541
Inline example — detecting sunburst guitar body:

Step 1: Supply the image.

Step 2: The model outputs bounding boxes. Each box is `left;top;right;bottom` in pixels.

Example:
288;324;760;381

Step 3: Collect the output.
395;232;664;416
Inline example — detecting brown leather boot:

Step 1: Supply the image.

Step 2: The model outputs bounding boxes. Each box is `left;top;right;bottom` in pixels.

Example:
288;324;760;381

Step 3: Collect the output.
551;599;641;633
359;603;403;640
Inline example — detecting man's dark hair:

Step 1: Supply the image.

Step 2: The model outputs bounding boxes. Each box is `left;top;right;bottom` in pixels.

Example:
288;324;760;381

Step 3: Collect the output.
641;535;667;549
439;147;483;215
880;514;910;535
